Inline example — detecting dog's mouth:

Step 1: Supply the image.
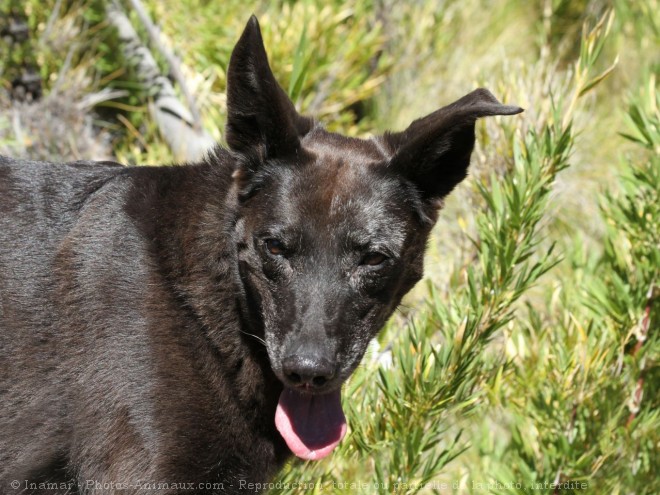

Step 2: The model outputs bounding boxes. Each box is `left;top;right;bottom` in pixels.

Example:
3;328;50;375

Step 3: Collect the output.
275;386;347;460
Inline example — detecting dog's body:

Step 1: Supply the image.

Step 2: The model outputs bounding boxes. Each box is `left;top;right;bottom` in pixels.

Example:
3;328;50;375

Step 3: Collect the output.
0;16;521;494
0;158;288;491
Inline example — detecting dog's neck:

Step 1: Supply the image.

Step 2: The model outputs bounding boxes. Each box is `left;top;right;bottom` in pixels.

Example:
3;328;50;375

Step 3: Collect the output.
127;157;284;415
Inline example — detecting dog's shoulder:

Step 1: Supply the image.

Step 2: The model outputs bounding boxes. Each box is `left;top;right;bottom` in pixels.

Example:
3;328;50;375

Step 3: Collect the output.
1;157;141;283
0;155;127;207
0;154;126;174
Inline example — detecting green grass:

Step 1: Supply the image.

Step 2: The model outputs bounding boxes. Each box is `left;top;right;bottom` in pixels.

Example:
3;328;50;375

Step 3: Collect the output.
1;0;658;493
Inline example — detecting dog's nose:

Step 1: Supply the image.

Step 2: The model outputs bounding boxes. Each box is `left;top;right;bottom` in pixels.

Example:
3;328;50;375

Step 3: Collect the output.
281;354;336;388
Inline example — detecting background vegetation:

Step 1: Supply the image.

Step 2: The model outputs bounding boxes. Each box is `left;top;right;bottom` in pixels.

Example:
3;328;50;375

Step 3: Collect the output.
1;0;657;493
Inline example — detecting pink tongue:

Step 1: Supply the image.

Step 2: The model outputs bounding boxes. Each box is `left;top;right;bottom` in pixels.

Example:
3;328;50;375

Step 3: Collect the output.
275;388;347;461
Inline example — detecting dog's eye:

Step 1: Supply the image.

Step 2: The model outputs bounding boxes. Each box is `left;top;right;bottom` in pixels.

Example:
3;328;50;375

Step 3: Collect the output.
265;239;286;256
360;252;388;267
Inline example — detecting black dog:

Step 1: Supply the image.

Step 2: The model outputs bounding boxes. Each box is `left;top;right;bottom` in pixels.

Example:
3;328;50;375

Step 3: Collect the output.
0;16;521;494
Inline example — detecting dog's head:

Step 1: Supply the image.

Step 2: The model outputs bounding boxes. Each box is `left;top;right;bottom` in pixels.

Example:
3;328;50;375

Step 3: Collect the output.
226;16;522;460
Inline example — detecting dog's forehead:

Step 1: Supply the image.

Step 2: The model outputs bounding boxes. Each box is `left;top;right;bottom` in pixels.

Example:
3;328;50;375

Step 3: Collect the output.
249;129;412;246
296;136;398;214
283;167;408;250
301;128;388;162
270;135;410;246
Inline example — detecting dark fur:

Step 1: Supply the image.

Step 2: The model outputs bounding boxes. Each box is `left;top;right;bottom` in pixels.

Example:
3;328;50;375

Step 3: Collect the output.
0;16;521;494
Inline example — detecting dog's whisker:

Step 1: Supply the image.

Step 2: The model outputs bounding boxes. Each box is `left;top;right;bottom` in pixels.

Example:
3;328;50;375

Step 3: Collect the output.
240;330;267;346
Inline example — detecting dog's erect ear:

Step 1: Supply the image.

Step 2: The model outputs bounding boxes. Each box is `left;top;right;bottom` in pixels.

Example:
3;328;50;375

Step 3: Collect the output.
382;88;523;206
226;16;313;158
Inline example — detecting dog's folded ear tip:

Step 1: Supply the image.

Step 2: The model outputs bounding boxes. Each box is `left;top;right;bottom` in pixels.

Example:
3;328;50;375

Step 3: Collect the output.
502;105;525;115
461;89;524;116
